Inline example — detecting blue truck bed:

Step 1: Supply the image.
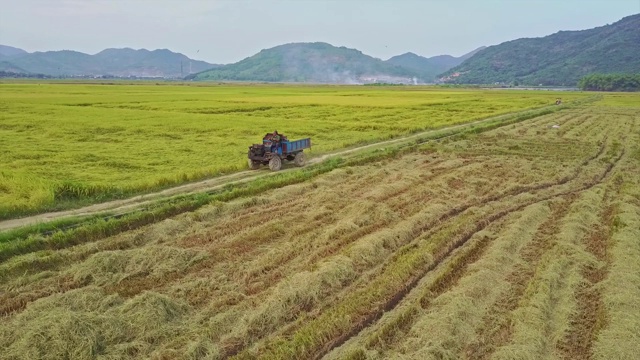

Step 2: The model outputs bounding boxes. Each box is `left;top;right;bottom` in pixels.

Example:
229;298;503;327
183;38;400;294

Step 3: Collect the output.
263;138;311;156
281;138;311;154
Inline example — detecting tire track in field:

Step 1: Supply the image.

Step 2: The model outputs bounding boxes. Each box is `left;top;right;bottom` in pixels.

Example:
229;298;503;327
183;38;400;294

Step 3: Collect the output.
359;199;558;358
309;141;624;360
557;200;616;360
344;196;576;358
463;195;578;359
333;119;624;358
464;154;626;359
319;195;573;359
555;116;633;358
365;218;513;355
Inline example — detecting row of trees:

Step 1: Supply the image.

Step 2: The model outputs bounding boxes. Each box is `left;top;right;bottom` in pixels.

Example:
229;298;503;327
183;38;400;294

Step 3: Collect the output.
0;71;52;79
578;74;640;91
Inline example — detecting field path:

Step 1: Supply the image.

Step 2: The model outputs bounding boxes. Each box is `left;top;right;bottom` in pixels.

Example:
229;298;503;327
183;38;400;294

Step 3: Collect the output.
0;106;553;232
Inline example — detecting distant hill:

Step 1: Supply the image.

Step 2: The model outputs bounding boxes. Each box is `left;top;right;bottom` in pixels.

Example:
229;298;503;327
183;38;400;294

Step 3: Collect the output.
440;14;640;86
0;47;218;78
190;42;422;84
0;45;28;57
386;47;485;82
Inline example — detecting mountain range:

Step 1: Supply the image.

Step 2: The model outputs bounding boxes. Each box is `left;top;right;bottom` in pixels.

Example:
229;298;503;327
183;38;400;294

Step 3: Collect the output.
0;45;28;57
1;13;638;84
385;47;485;81
190;42;480;84
441;13;640;86
0;47;218;78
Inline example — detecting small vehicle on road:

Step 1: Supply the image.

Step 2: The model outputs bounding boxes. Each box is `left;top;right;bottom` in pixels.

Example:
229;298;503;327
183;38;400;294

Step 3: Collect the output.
248;131;311;171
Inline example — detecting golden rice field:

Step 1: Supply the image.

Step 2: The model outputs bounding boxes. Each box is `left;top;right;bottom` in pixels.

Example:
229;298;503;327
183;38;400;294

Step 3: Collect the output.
1;93;638;360
0;83;587;218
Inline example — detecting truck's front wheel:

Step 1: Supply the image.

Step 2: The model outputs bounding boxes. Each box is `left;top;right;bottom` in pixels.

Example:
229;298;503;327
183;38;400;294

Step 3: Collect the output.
269;156;282;171
248;159;261;170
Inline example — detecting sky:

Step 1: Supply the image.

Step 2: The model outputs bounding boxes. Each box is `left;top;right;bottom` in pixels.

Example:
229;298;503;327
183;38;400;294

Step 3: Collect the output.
1;0;639;64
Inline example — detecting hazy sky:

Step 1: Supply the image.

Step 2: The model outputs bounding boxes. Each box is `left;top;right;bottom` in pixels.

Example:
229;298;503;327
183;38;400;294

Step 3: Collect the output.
1;0;639;64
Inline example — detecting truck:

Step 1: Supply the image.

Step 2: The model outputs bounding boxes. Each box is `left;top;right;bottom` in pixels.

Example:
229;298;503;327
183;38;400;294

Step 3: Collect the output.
248;131;311;171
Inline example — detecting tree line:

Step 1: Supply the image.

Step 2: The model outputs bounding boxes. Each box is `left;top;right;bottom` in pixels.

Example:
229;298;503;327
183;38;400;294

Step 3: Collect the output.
578;74;640;91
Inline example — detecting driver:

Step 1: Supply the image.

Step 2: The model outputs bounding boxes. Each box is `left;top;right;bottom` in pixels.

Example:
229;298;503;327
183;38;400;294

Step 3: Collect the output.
270;130;280;152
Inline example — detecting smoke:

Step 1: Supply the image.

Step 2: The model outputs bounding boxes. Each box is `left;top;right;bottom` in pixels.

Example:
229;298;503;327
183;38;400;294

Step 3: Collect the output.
280;45;362;84
279;43;418;85
327;70;362;85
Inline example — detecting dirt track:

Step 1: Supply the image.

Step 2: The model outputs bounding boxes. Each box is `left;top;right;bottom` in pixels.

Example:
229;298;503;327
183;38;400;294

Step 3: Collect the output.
0;108;549;232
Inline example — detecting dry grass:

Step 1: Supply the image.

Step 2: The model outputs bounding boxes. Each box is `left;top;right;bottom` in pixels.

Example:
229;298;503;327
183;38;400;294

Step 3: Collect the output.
490;188;603;359
0;287;188;359
373;202;552;360
322;101;638;360
592;144;640;359
69;246;209;287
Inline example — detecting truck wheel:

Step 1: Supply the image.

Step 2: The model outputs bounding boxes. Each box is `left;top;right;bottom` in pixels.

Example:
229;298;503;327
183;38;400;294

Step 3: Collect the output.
248;159;261;170
269;156;282;171
294;152;306;167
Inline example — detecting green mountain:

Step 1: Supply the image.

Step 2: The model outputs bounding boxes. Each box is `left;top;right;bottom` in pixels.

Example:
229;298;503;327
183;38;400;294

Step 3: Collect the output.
440;14;640;86
0;47;218;78
93;48;217;77
191;42;422;84
386;47;485;82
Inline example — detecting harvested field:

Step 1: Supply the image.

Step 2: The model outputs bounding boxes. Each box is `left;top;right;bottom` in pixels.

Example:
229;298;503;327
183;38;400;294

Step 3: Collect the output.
1;94;639;360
